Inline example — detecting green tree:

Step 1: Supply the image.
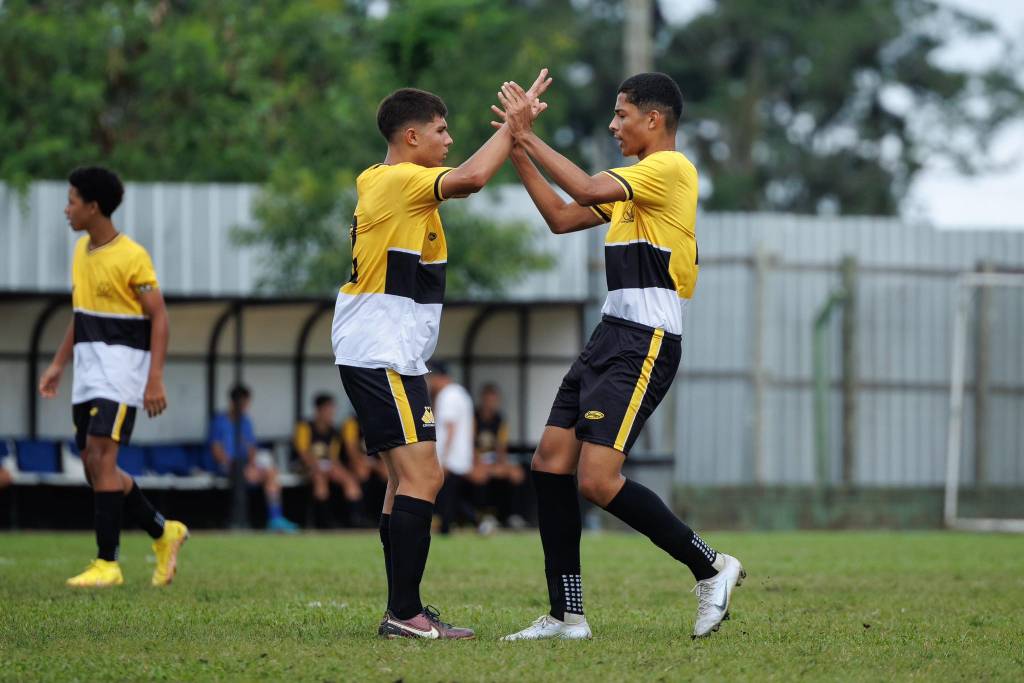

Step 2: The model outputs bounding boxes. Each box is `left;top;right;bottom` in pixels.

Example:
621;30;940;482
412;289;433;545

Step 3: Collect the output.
656;0;1024;214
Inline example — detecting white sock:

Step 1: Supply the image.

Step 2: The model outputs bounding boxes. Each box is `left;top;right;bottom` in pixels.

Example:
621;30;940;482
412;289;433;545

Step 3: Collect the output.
562;612;586;625
711;553;727;573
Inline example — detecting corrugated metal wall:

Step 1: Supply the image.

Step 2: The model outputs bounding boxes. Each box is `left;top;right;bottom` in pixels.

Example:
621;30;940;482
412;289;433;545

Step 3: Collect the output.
2;183;1022;487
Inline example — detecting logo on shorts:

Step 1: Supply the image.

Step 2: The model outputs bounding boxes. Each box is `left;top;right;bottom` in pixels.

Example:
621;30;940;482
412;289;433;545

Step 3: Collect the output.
421;407;435;426
89;406;99;417
584;411;605;421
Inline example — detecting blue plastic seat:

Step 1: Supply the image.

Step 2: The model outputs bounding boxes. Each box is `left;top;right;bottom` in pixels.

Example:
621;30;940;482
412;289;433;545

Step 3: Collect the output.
117;446;147;476
149;446;190;475
14;440;61;473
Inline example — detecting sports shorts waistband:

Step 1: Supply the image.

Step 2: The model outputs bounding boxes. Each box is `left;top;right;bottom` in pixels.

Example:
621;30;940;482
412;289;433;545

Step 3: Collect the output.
601;315;681;341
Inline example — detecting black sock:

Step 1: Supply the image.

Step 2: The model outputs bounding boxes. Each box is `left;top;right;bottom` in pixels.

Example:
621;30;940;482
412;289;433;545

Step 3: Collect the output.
124;481;166;540
379;513;393;613
94;491;123;562
532;471;584;619
389;495;433;620
603;479;717;581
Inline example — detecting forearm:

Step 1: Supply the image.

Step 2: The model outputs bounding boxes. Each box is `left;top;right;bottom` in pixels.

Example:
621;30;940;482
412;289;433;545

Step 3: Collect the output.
211;444;229;467
442;126;513;197
517;132;602;205
511;151;598;234
51;319;74;368
148;307;169;381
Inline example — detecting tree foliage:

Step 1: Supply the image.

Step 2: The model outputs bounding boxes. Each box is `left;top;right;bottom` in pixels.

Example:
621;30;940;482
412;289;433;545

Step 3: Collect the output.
2;0;1022;244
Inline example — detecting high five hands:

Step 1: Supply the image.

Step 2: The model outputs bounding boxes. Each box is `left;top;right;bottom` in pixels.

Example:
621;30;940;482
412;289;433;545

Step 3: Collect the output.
492;68;552;136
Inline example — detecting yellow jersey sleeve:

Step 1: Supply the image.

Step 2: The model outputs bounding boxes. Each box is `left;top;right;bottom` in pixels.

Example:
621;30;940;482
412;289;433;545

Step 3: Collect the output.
589;202;615;223
397;164;455;209
293;422;312;454
129;245;159;292
603;154;683;208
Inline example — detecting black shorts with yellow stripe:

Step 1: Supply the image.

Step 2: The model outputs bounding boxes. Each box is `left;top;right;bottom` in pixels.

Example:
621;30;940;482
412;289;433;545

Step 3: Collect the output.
547;315;681;456
72;398;138;451
338;365;436;455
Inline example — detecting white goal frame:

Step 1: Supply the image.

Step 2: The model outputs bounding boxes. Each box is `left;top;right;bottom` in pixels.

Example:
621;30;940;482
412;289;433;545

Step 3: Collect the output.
945;272;1024;532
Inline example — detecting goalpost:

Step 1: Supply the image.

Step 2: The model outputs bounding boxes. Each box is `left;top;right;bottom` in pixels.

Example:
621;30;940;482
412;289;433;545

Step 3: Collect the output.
945;271;1024;532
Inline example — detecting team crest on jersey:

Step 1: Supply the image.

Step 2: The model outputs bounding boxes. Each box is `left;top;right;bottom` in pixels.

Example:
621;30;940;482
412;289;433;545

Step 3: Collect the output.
428;232;437;241
621;203;635;224
584;410;605;421
421;407;435;425
96;281;115;298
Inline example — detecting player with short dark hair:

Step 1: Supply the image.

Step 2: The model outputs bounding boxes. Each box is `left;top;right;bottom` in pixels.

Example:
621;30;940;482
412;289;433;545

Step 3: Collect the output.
332;71;551;640
293;393;364;527
494;73;745;640
39;166;188;588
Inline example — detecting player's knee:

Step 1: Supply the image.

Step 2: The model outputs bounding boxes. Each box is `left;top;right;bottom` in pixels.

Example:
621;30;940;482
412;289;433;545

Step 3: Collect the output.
576;472;616;506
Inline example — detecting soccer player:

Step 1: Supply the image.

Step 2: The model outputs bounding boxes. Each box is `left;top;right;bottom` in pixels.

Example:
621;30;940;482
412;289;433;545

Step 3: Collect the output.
293;393;363;527
38;166;188;588
331;70;550;639
493;74;745;640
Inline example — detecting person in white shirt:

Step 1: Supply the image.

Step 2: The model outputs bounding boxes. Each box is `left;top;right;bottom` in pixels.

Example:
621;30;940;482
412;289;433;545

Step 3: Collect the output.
428;361;478;534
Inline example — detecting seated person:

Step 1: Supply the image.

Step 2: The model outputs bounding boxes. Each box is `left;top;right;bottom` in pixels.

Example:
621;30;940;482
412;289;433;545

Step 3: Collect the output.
209;384;297;532
293;394;363;527
341;413;388;522
475;383;528;528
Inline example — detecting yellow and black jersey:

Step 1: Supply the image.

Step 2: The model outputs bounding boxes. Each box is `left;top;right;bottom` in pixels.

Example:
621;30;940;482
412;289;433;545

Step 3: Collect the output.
71;234;158;406
293;420;342;463
588;151;699;335
332;162;452;375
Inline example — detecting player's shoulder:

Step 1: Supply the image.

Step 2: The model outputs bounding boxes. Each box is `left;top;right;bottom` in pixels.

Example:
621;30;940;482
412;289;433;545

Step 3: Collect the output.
643;150;695;174
115;233;152;258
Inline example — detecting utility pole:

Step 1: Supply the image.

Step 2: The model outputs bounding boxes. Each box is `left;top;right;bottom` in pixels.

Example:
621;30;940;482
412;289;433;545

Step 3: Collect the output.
624;0;654;75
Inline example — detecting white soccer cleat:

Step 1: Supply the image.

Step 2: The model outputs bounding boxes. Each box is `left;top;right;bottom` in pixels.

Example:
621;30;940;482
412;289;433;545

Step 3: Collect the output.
502;614;592;641
692;553;746;638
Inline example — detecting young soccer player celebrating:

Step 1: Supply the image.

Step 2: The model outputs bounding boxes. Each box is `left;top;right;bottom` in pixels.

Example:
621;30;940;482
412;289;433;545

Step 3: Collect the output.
39;167;188;588
493;74;745;640
332;71;551;639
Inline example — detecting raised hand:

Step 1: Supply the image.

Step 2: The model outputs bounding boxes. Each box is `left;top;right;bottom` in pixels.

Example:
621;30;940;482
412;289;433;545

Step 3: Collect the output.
495;81;537;138
492;69;552;131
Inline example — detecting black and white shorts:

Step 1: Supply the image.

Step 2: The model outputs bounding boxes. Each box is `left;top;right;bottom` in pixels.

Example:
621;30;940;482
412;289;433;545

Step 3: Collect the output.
72;398;137;451
338;365;436;455
547;315;681;455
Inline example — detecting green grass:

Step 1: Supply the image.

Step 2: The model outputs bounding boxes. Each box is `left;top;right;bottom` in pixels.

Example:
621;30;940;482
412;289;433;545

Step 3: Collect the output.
1;530;1022;681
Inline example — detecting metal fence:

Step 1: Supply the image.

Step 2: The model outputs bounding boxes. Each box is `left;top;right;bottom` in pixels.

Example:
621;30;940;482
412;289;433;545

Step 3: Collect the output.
2;183;1023;488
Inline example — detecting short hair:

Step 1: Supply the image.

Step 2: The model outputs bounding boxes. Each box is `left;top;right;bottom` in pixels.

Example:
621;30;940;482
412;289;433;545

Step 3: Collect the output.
313;393;334;409
618;72;683;130
377;88;448;142
229;384;251;404
68;166;124;217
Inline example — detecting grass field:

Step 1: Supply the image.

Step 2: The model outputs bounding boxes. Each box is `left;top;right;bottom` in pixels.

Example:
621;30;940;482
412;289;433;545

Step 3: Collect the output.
1;530;1022;681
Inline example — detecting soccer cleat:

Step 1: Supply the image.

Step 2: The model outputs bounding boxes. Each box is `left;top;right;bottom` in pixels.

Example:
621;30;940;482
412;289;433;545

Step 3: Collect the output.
692;553;746;638
267;516;299;533
66;559;124;588
379;606;475;640
151;520;189;587
502;614;592;641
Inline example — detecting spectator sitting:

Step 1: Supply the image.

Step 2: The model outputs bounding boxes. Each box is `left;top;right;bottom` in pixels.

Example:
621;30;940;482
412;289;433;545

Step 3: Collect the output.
475;383;528;529
209;384;298;532
428;361;478;535
341;414;388;523
293;394;363;528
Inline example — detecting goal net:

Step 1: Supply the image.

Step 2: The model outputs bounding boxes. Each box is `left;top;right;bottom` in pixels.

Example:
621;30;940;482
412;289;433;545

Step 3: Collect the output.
945;272;1024;532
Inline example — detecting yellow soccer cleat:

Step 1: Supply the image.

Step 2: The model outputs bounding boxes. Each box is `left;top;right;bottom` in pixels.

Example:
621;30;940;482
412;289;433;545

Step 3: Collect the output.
151;520;189;587
66;559;124;588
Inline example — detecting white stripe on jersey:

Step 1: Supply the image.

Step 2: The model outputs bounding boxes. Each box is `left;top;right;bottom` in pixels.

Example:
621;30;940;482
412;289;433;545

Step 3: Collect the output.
604;239;673;253
332;292;441;375
72;342;152;406
601;288;690;336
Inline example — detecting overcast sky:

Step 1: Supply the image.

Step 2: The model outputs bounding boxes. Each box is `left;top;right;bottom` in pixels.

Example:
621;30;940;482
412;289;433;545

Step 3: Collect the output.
660;0;1024;229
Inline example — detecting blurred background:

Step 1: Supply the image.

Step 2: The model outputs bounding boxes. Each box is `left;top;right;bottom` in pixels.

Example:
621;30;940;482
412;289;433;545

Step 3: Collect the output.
1;0;1022;532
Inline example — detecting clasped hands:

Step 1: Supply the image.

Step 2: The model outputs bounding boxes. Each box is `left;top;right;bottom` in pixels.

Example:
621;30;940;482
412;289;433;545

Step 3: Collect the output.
492;68;552;143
